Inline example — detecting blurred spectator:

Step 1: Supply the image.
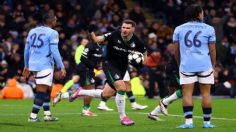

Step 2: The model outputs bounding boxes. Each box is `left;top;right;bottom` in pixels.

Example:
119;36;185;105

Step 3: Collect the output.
1;78;24;99
0;60;10;86
129;4;147;25
18;76;34;99
0;0;235;97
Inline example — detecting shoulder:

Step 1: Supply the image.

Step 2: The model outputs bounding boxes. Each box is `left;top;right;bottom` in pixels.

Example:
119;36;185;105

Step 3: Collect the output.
49;28;58;35
85;43;93;49
205;24;215;31
174;23;187;31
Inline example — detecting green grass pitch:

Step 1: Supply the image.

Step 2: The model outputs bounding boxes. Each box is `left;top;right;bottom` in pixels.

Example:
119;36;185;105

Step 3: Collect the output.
0;98;236;132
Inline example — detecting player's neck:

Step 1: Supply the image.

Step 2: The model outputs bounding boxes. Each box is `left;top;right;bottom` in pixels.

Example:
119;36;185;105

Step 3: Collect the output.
121;33;133;42
43;23;53;28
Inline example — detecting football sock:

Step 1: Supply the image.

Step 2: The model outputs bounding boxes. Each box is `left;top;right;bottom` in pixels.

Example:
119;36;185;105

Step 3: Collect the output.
61;80;74;93
83;104;90;110
30;92;46;118
203;107;212;124
162;89;182;105
79;89;103;98
150;105;161;115
101;96;107;103
183;106;193;124
116;91;126;118
126;91;135;103
43;92;51;116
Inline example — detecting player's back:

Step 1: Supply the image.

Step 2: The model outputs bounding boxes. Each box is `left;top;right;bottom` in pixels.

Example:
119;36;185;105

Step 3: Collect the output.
26;26;57;71
174;22;215;72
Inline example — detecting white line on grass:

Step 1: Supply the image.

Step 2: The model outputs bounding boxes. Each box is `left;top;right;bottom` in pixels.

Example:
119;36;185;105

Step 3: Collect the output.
1;112;236;121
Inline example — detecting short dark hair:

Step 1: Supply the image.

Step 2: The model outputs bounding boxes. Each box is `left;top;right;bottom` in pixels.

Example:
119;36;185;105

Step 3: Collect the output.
184;4;203;22
122;19;136;27
42;12;55;24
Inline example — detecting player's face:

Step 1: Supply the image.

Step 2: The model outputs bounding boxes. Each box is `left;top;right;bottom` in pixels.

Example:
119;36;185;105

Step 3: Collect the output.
51;16;57;27
121;23;135;38
199;10;204;21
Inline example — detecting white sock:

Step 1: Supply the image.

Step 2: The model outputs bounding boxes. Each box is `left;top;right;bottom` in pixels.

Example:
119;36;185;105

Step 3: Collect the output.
99;101;106;105
204;121;210;124
79;89;102;98
185;118;193;125
44;111;51;116
162;91;178;105
115;93;126;119
150;105;161;115
131;102;136;107
30;113;37;119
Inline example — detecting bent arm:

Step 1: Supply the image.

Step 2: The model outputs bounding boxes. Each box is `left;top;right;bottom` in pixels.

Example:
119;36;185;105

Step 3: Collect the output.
173;42;180;67
90;32;105;44
209;43;216;68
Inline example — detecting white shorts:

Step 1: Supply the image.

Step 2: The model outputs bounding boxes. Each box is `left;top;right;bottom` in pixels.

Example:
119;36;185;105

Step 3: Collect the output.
34;69;54;86
123;70;130;81
180;68;214;85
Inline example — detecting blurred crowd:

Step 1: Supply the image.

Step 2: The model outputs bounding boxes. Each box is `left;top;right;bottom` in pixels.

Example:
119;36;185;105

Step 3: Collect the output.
0;0;235;99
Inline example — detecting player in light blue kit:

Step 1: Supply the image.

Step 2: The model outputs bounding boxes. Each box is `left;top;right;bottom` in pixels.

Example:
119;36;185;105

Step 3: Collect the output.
173;4;216;129
23;12;66;122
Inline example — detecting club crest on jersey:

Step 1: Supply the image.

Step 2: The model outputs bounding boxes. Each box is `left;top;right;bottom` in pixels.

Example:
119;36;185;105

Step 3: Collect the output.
130;42;136;48
91;78;95;83
114;74;120;79
117;40;121;44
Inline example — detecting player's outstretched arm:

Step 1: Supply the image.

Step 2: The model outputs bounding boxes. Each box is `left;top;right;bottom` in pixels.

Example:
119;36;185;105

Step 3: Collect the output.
86;24;105;44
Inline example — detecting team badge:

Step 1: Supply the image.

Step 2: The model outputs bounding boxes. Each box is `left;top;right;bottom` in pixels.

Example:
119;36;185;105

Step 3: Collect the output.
114;74;120;79
118;40;121;44
91;78;95;83
130;42;136;48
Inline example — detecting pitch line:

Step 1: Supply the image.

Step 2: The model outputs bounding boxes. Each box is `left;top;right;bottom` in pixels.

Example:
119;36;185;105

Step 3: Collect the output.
1;112;235;121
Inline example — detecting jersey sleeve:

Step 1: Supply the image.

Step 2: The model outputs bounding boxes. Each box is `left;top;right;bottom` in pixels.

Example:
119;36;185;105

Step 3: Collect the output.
75;44;85;64
81;44;96;69
208;26;216;44
138;41;147;54
173;27;180;43
49;31;64;69
24;33;31;68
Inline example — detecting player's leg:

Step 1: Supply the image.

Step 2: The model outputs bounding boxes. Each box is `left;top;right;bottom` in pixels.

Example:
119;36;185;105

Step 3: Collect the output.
125;81;148;110
199;69;215;128
149;75;181;120
43;86;59;121
112;80;134;126
96;83;117;110
177;73;196;129
102;62;134;126
29;69;57;122
81;84;97;116
97;95;114;111
28;84;48;122
53;75;80;106
159;75;182;115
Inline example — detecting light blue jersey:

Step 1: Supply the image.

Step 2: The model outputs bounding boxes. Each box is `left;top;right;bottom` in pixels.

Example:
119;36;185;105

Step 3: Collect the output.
173;21;216;72
24;26;64;71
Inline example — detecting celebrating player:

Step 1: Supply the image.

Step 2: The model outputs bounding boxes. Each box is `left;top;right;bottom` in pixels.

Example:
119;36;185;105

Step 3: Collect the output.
69;19;147;126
